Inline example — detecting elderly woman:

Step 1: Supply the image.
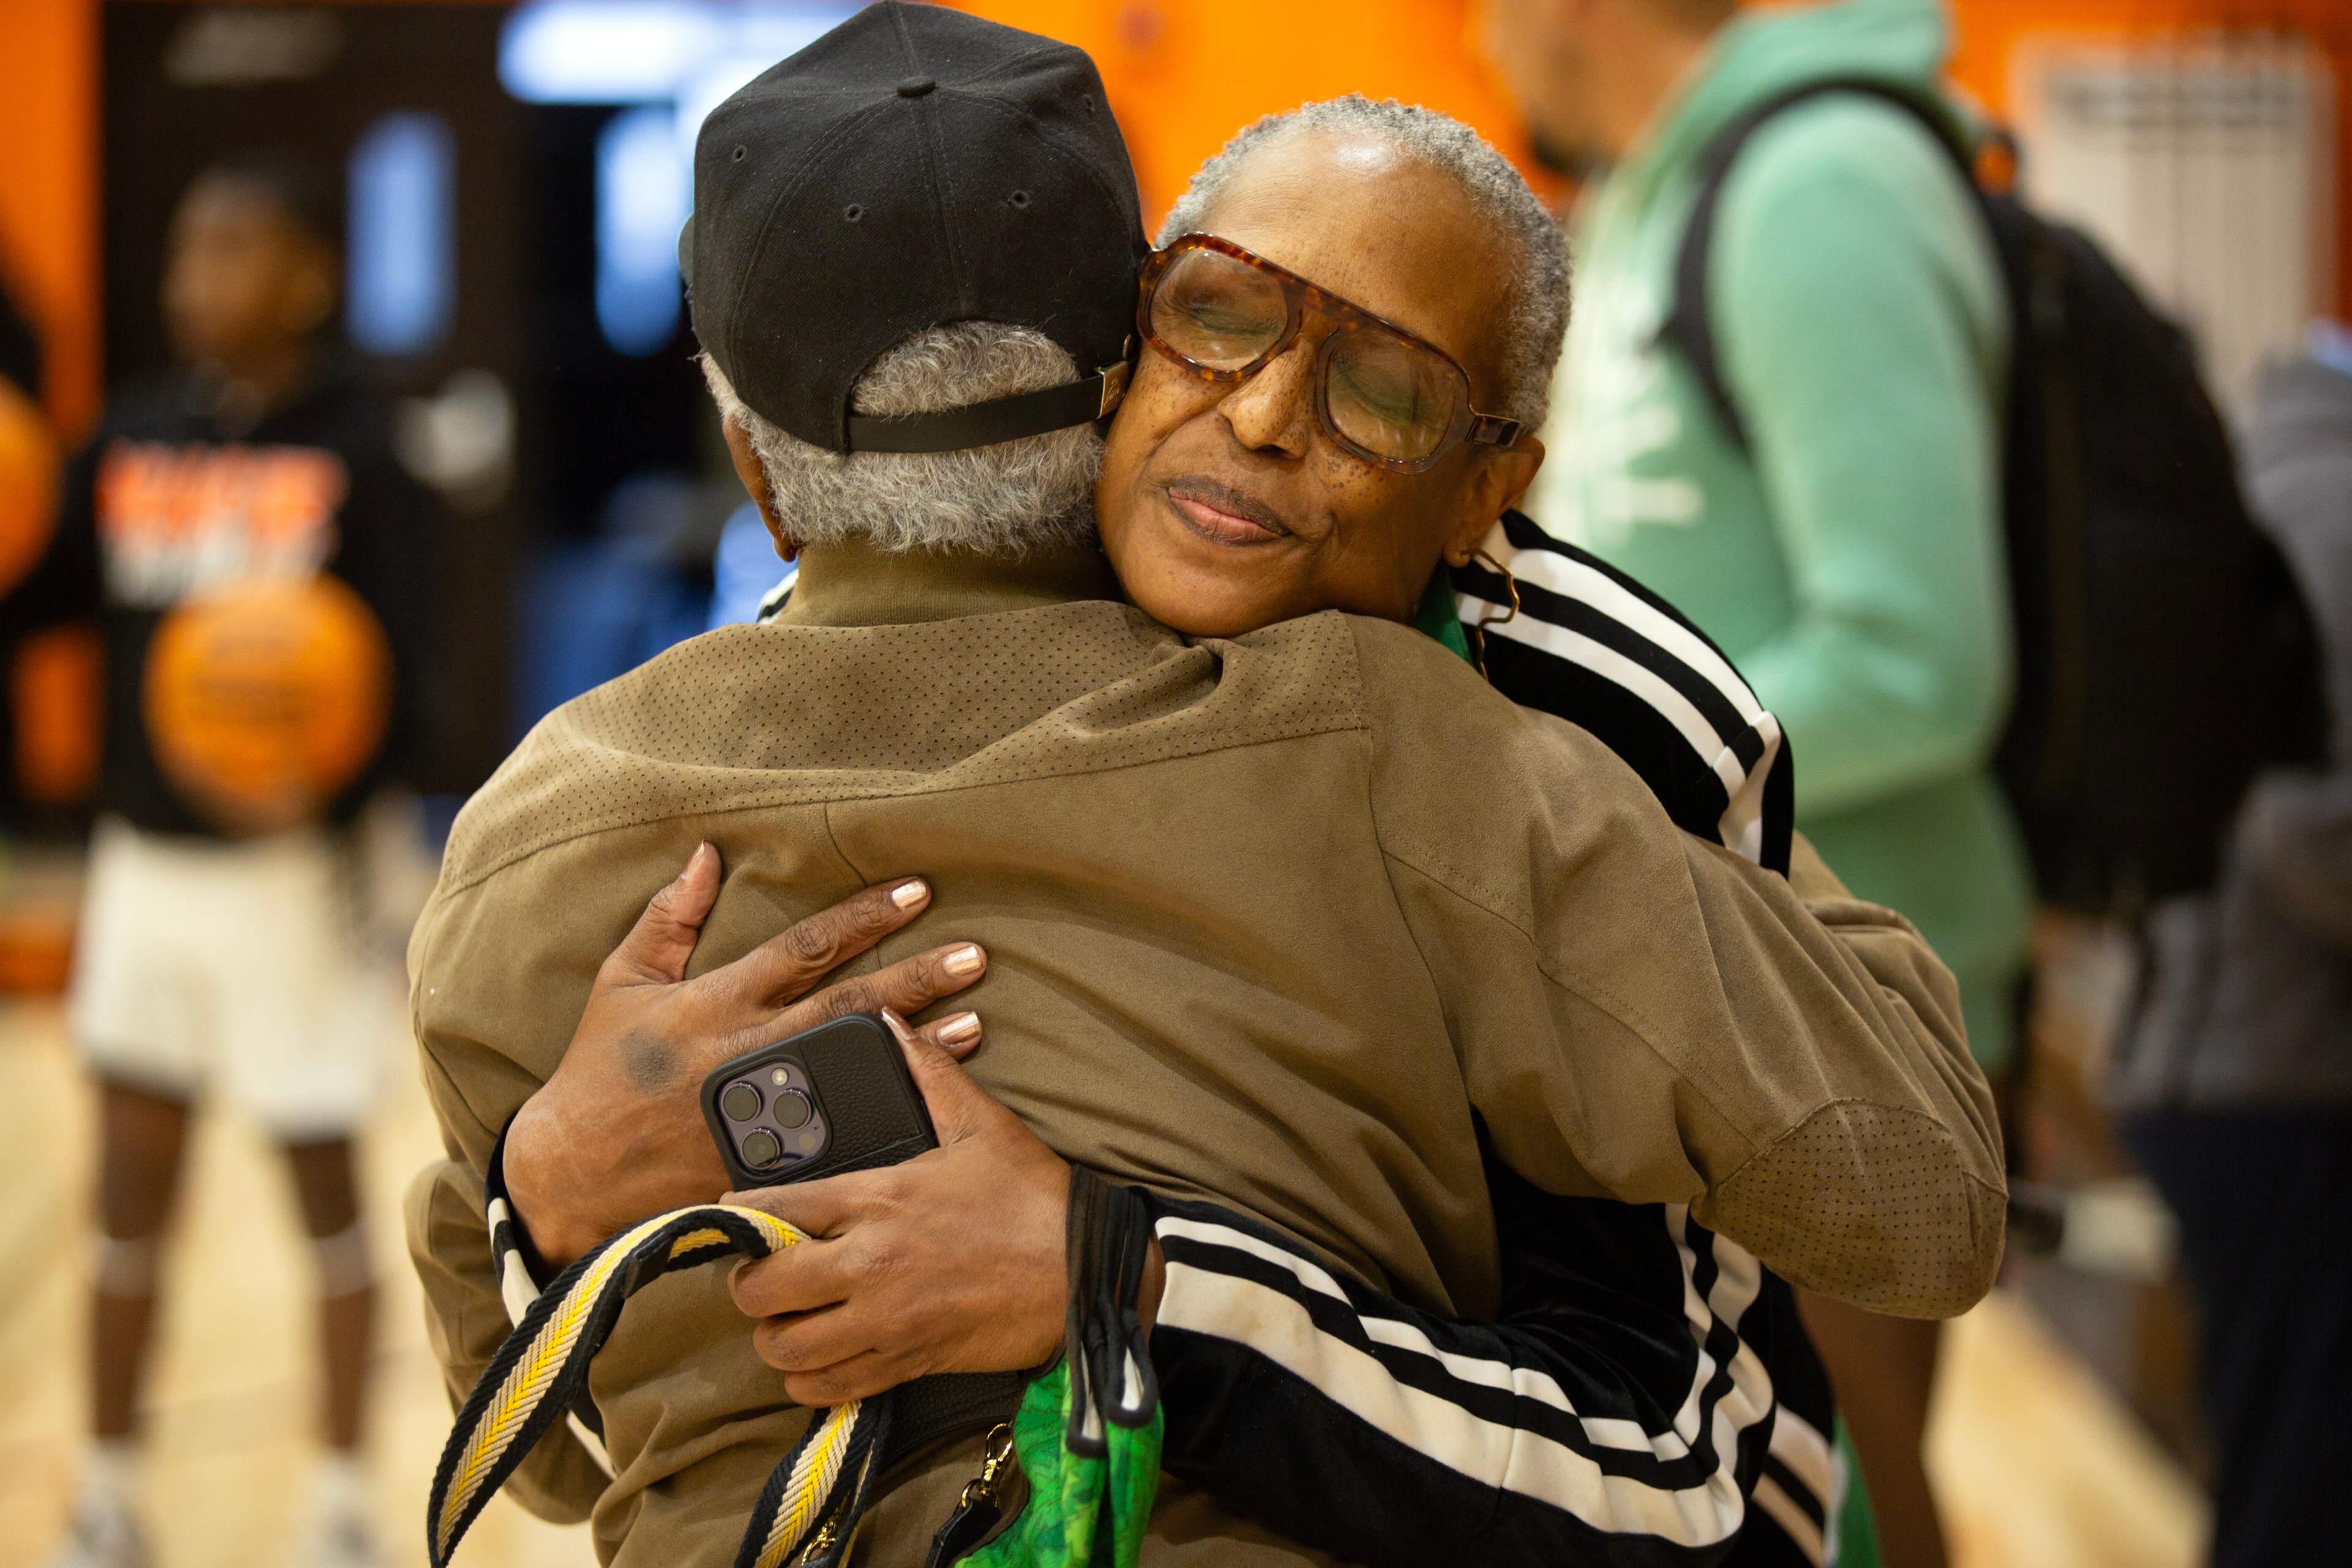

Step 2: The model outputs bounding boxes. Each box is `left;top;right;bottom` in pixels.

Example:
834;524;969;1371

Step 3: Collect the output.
751;99;1954;1563
438;78;1992;1568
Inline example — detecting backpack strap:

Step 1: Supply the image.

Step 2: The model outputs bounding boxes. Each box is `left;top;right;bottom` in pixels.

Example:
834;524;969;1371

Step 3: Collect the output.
1660;77;1981;451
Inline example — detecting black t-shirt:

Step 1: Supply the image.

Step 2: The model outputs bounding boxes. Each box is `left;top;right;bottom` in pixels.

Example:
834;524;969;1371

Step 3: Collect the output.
5;359;436;837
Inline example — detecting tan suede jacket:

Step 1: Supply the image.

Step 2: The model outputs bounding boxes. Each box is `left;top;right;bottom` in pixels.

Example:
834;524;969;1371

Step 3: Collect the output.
405;540;2003;1566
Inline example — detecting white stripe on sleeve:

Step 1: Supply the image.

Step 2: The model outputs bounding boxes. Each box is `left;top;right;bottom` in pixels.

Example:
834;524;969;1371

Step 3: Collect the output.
1155;1215;1774;1547
1480;532;1766;726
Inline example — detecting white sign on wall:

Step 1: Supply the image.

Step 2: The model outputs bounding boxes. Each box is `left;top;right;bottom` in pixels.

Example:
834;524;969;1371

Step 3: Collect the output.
2013;34;2337;416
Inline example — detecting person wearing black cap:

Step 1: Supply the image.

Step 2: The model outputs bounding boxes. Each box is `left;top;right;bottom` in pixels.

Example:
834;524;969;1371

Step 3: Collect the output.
407;6;2000;1564
676;0;1139;469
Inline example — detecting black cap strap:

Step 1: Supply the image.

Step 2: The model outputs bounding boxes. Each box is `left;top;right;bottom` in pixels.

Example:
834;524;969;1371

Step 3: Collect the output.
844;361;1130;454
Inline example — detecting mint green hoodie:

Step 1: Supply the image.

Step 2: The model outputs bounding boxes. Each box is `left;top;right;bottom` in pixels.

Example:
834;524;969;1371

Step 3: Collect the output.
1527;0;2033;1068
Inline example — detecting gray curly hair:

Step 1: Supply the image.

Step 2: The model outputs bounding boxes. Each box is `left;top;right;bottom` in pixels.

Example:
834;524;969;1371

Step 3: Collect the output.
701;322;1100;556
1159;95;1571;430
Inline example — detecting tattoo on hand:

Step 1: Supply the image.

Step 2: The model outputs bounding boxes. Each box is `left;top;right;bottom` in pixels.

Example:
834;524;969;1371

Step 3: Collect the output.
621;1027;676;1091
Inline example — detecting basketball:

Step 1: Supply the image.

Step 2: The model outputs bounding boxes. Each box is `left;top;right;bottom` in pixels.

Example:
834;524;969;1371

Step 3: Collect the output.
0;377;56;601
143;574;391;834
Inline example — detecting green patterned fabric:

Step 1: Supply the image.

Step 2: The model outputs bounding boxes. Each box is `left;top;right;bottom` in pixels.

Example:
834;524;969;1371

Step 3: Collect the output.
959;1362;1164;1568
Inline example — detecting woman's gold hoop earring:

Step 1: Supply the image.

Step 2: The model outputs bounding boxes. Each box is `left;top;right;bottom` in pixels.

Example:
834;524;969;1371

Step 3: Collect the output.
1472;547;1521;627
1462;546;1521;682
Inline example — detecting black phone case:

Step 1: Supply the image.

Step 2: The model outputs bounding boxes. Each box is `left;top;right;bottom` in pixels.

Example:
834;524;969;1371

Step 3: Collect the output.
700;1013;939;1189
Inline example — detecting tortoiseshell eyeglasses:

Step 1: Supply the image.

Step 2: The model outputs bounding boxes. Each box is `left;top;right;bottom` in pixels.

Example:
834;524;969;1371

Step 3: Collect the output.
1136;233;1524;476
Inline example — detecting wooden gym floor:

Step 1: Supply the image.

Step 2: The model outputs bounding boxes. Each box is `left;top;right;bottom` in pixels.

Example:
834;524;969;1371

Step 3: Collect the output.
0;998;2207;1568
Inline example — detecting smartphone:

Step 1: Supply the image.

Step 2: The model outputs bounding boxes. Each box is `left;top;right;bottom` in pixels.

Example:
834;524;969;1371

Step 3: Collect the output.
700;1012;939;1189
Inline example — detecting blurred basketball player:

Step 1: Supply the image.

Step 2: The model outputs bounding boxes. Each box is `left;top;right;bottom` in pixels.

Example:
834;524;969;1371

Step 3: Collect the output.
9;155;435;1568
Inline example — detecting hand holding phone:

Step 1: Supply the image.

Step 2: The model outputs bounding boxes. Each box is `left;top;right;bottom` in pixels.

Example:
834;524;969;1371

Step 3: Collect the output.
701;1012;940;1189
722;1007;1116;1406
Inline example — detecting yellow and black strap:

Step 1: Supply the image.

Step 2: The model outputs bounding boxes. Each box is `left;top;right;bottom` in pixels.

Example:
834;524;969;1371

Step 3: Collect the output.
740;1382;890;1568
428;1202;881;1568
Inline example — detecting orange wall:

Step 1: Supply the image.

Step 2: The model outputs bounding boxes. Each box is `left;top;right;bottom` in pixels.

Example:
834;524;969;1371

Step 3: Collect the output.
0;0;97;438
958;0;1552;231
1;0;2345;445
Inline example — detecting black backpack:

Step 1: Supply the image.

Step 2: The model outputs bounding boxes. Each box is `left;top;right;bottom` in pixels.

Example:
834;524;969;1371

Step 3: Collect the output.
1659;77;2325;916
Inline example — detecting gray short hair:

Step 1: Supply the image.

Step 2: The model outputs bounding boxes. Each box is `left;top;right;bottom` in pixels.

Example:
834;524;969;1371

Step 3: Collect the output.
701;323;1100;555
1159;96;1570;430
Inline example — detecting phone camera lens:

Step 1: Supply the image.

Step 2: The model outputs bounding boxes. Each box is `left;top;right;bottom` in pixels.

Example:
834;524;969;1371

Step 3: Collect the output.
739;1128;784;1167
772;1089;812;1129
721;1082;763;1123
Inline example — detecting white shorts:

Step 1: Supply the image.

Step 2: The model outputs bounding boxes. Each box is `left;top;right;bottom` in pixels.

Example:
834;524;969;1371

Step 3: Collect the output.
69;816;394;1139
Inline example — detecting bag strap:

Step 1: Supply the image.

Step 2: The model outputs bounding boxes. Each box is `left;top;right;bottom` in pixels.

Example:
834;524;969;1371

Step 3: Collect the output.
1659;76;1981;451
428;1200;910;1568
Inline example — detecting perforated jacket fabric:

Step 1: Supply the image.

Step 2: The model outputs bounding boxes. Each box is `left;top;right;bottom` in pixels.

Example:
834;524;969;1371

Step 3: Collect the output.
406;539;2002;1566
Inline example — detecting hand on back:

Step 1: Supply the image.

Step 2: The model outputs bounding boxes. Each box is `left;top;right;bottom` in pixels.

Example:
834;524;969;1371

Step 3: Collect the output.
502;844;988;1267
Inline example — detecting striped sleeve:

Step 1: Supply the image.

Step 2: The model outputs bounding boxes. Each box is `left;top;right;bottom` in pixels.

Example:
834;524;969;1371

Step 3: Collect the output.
1457;510;1793;875
1143;1175;1834;1568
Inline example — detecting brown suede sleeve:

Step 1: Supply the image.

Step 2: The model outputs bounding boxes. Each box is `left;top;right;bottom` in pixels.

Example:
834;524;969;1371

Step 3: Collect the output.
1357;617;2006;1317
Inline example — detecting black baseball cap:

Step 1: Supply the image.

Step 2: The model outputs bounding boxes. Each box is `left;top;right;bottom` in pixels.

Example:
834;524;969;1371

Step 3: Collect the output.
683;1;1146;455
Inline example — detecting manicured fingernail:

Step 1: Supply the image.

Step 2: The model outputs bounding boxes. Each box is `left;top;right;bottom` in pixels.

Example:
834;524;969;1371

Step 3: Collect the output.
880;1008;917;1045
937;1012;981;1046
891;880;928;909
944;944;984;976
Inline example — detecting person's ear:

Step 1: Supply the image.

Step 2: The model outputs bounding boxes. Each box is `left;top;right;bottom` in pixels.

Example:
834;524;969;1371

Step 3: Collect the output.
1443;435;1545;567
722;414;798;562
